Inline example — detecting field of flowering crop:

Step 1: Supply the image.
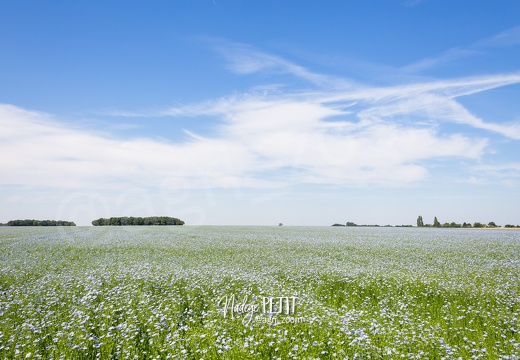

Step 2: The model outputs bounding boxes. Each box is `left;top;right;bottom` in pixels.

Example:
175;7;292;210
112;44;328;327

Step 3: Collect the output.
1;226;519;359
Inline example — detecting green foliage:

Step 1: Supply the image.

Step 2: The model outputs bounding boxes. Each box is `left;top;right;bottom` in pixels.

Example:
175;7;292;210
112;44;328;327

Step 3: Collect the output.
91;216;184;226
7;219;76;226
448;222;462;228
415;218;509;229
346;221;357;226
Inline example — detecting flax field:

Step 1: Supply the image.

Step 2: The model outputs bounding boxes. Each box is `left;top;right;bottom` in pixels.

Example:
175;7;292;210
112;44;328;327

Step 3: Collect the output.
1;226;519;359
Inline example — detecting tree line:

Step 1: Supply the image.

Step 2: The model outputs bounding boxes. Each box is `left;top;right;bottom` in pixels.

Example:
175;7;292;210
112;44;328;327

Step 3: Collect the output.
91;216;184;226
7;219;76;226
332;217;519;228
417;216;519;228
332;222;413;227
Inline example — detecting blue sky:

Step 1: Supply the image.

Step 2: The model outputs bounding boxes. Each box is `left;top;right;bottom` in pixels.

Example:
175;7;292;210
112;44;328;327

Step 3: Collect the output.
1;0;520;226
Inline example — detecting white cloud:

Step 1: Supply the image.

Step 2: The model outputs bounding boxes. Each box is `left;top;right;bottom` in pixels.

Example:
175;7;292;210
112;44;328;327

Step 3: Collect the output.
0;96;486;191
3;45;519;191
320;73;520;139
0;104;255;190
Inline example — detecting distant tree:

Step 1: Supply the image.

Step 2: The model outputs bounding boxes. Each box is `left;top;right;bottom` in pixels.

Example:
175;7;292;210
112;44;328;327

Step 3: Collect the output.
8;219;75;226
346;222;358;227
165;217;178;225
433;216;441;228
448;222;461;228
91;216;184;226
488;221;497;228
417;216;424;227
473;222;484;228
99;218;109;226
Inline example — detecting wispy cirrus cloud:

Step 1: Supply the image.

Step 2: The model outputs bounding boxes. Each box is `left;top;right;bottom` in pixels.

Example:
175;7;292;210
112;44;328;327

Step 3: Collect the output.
476;26;520;48
403;0;428;7
403;25;520;73
473;162;520;176
157;69;520;140
211;40;353;89
470;162;520;187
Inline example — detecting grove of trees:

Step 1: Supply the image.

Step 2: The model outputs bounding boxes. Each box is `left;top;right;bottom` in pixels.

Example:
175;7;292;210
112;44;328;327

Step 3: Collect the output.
91;216;184;226
416;216;519;228
7;219;76;226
